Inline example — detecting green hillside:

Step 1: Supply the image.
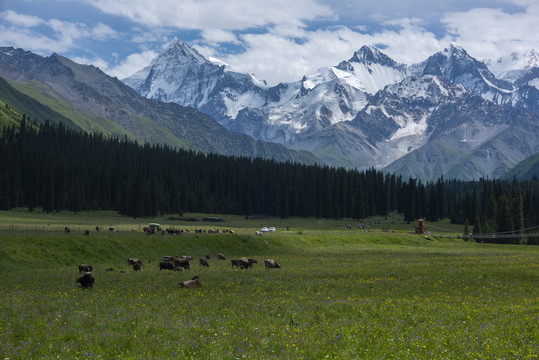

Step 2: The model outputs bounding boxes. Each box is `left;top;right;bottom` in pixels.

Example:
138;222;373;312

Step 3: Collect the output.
0;76;192;149
0;98;21;129
503;151;539;180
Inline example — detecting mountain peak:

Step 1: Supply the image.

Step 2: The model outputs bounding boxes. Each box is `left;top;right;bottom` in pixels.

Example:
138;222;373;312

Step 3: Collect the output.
161;38;208;65
350;45;392;65
441;43;470;59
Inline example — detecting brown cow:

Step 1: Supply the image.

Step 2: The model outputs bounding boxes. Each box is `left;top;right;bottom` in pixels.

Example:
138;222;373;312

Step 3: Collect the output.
264;259;281;270
173;257;190;270
78;264;93;273
76;272;95;289
234;257;257;270
127;258;142;266
179;275;201;288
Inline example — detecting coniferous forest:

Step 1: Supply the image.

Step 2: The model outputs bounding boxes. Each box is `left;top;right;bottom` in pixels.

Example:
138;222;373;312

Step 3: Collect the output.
1;120;538;244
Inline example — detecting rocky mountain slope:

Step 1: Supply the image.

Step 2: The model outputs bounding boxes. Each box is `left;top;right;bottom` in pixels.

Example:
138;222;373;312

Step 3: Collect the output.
0;46;320;164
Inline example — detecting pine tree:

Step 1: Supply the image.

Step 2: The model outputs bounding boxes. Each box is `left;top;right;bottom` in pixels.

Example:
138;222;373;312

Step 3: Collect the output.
511;187;526;245
463;218;470;241
472;215;481;236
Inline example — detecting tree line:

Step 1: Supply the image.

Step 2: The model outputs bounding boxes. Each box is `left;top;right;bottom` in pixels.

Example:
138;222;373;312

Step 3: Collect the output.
0;119;538;244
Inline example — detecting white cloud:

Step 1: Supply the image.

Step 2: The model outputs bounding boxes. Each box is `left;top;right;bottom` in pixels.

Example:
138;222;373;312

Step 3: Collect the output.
0;10;45;27
84;0;334;30
200;29;240;46
441;2;539;60
104;50;158;79
214;23;447;85
0;10;119;58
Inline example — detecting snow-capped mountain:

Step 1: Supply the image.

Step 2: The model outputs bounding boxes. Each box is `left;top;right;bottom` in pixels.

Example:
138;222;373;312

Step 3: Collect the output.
418;44;518;106
123;39;268;129
123;41;408;144
485;49;539;82
123;40;539;181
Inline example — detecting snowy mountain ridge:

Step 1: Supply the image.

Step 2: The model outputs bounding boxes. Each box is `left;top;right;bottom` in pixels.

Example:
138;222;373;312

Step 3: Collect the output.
122;39;539;181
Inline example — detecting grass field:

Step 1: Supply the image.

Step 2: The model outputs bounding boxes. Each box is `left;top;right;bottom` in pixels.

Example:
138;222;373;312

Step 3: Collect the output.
0;210;537;359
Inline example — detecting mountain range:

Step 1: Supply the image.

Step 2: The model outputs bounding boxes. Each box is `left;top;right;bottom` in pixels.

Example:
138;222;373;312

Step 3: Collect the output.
124;39;539;181
0;46;319;165
1;41;538;181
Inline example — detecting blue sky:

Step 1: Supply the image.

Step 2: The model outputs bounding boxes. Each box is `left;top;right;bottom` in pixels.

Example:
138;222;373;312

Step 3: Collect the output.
1;0;538;85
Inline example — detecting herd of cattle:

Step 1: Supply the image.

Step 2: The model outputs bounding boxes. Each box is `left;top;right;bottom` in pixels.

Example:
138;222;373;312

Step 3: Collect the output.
76;255;281;290
71;224;280;289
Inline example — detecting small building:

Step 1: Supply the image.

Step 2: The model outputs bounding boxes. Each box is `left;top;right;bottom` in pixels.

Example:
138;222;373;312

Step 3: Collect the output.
415;219;426;234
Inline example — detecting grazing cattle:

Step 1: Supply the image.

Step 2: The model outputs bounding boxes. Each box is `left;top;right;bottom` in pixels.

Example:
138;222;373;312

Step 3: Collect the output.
173;257;190;270
64;226;71;233
109;226;114;232
217;253;226;260
180;255;193;261
133;263;143;271
83;230;90;236
127;258;142;266
255;231;263;236
179;275;201;288
159;261;174;270
264;259;281;270
205;254;210;260
78;264;93;273
199;258;209;267
233;257;257;270
241;258;258;270
95;226;101;231
76;272;95;289
162;255;175;262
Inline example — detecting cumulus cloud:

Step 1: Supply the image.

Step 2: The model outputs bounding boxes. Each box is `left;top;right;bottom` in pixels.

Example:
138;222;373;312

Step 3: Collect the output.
212;23;447;85
441;2;539;60
3;0;539;86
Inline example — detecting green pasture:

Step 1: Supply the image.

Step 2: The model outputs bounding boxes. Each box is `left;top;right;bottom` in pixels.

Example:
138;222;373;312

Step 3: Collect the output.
0;210;537;359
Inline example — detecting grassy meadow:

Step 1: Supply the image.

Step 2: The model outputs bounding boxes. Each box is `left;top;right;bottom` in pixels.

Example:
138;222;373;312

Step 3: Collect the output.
0;209;537;359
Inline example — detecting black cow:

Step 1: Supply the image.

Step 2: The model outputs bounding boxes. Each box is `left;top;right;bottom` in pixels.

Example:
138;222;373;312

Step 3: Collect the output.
217;253;226;260
133;263;143;271
159;262;174;270
199;258;209;267
76;272;95;289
